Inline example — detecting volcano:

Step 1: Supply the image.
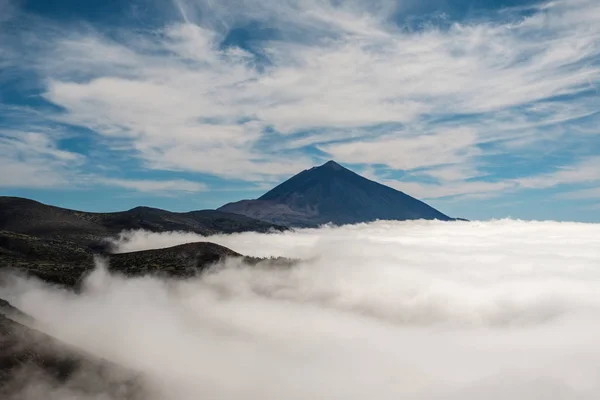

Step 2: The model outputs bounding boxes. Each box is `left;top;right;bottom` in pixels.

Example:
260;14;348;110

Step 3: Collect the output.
218;160;452;227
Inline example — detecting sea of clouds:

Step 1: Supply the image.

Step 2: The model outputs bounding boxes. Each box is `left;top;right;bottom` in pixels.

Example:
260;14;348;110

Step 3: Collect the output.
3;219;600;399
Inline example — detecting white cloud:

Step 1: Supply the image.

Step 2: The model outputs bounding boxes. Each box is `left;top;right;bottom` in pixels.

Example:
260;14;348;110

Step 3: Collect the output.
7;0;594;189
0;130;213;194
417;164;484;182
99;177;207;193
0;131;83;188
321;128;480;171
370;156;600;201
384;179;516;200
517;157;600;189
4;220;600;398
558;186;600;200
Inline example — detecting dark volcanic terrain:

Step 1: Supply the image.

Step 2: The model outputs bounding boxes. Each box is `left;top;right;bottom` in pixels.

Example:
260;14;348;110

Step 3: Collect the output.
0;196;289;286
219;160;452;227
0;196;284;247
0;231;290;288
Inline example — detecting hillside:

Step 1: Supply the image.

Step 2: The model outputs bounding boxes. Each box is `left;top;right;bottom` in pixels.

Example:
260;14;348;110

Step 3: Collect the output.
0;197;285;248
0;231;292;287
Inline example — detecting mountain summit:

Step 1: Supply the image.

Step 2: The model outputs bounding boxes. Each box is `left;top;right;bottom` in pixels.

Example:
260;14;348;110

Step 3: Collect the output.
218;161;452;227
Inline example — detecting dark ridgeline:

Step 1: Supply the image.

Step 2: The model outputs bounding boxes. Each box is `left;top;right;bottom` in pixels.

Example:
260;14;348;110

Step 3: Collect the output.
0;197;287;287
219;160;452;227
0;230;290;288
0;196;285;245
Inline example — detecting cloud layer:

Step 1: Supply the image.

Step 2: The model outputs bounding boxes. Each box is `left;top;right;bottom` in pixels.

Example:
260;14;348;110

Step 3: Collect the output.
3;220;600;398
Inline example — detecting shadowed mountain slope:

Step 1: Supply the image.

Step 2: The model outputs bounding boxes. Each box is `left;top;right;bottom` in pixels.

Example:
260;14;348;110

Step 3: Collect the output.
0;231;292;288
0;197;291;288
219;160;452;227
0;197;285;247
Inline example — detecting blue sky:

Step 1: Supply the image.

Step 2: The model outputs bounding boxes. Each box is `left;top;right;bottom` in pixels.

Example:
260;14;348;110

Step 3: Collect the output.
0;0;599;221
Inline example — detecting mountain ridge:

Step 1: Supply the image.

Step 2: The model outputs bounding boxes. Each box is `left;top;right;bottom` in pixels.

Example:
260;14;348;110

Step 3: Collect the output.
219;160;452;227
0;196;285;248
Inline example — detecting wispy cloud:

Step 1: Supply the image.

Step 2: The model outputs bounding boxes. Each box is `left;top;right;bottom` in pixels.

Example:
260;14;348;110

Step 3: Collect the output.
321;128;481;171
560;187;600;200
517;157;600;189
1;0;600;204
0;130;208;194
98;177;207;194
375;155;600;202
0;130;83;188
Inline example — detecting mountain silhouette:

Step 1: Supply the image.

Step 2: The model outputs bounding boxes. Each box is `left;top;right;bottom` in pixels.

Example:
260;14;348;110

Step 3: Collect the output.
0;198;290;288
219;160;452;226
0;196;285;249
